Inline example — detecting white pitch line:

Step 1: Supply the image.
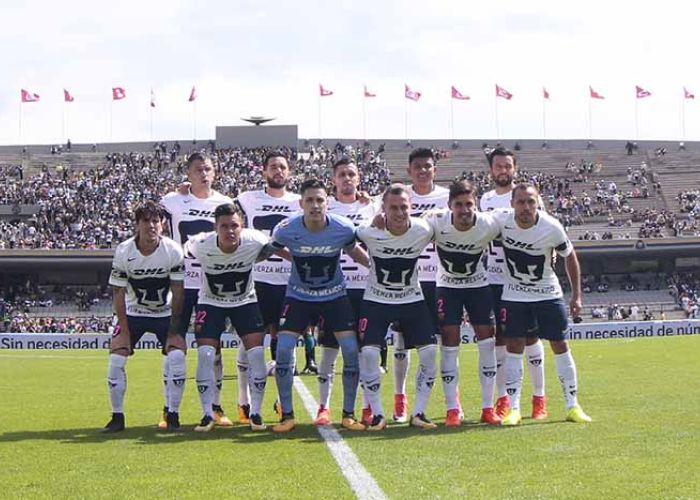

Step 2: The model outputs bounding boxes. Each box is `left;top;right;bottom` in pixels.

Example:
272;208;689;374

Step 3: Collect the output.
293;377;387;500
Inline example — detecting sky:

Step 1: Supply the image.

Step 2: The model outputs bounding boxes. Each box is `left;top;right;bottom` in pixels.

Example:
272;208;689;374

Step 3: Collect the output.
2;0;700;145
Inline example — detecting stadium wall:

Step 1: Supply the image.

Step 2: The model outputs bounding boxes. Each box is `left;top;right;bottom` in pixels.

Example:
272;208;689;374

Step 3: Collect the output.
2;320;699;350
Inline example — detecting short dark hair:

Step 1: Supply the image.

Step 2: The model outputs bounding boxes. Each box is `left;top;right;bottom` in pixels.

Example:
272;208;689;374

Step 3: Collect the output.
214;203;243;222
512;182;539;196
263;152;289;169
487;147;517;168
408;147;435;165
300;178;328;196
186;152;212;168
448;180;476;203
382;183;410;202
134;201;163;222
332;157;357;173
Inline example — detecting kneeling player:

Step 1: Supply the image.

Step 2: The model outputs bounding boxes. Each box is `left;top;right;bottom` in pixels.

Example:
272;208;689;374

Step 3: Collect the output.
495;184;592;425
103;201;185;433
357;184;438;430
424;180;502;426
185;203;272;432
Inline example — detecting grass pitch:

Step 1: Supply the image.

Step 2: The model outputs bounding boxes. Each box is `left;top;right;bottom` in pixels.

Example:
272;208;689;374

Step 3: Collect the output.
1;336;699;499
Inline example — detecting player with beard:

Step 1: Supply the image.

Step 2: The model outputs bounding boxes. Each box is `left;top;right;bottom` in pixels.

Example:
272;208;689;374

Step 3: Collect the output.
480;147;548;421
391;148;449;423
314;158;384;427
103;202;185;433
423;180;502;426
160;153;233;428
493;184;591;425
235;152;301;422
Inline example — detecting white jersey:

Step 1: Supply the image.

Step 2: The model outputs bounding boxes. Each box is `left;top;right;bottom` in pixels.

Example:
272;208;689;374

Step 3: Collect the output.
480;189;545;285
160;189;233;289
408;184;449;283
492;210;573;302
109;236;185;318
424;210;500;289
183;229;268;308
328;197;380;290
235;190;301;286
356;217;434;305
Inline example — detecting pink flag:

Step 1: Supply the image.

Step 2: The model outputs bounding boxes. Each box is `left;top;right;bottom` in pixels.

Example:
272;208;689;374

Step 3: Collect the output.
319;84;333;97
64;89;74;102
635;85;652;99
495;84;513;100
405;83;421;101
684;87;695;100
589;86;605;99
543;87;550;100
150;89;156;108
451;86;470;100
21;89;40;102
112;87;126;100
364;85;376;98
188;86;197;102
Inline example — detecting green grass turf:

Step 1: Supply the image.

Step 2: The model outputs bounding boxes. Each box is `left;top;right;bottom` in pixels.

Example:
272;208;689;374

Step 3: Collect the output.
1;336;699;499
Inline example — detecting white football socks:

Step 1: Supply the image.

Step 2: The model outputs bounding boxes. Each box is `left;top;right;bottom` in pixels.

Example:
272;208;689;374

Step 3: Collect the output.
414;344;437;416
526;339;546;397
477;337;497;409
554;350;579;409
318;347;339;408
237;343;250;406
495;345;508;398
107;353;127;414
440;345;460;411
361;346;384;416
393;331;410;396
196;345;216;418
246;346;267;416
167;349;187;413
504;352;524;410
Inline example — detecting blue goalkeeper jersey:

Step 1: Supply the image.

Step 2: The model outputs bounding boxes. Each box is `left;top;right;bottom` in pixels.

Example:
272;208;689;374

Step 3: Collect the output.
270;213;356;302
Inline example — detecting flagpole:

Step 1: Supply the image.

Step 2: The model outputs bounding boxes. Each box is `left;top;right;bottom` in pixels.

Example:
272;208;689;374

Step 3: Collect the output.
588;97;592;141
404;97;409;142
110;99;113;141
318;94;322;140
450;97;454;142
542;96;547;140
193;100;197;142
150;106;154;141
635;96;639;141
19;101;23;145
682;93;686;141
362;92;366;142
62;101;66;143
494;94;500;140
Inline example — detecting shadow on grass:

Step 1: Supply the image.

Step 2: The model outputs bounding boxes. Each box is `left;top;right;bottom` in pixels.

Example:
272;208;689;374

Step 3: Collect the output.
0;423;322;445
0;416;572;445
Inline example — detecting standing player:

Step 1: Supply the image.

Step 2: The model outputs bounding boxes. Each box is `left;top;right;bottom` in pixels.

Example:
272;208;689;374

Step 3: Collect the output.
495;184;592;425
424;180;502;426
480;147;547;420
235;152;301;420
103;201;185;433
358;184;439;431
314;158;382;426
160;153;234;428
184;204;273;432
268;179;369;433
391;148;449;422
